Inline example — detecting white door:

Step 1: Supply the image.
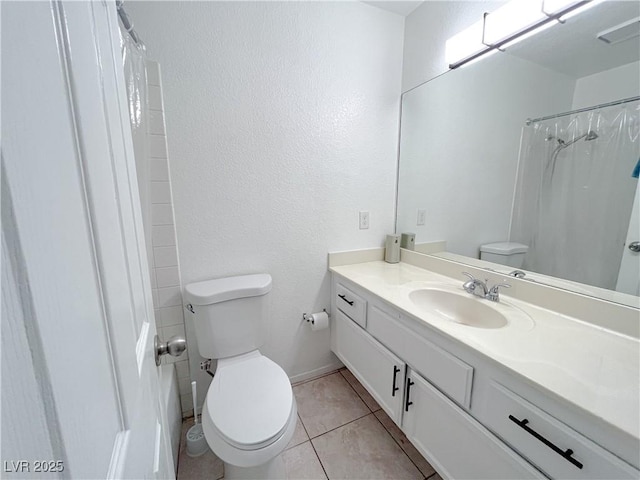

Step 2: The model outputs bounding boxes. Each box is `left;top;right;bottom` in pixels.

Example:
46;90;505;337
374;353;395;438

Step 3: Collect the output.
616;181;640;296
1;1;174;478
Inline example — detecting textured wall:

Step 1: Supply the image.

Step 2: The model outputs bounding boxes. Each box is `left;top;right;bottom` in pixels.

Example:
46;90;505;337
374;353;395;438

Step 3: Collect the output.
127;1;404;406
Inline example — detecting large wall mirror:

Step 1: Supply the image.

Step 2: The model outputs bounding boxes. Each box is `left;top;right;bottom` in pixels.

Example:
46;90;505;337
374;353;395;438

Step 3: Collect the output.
396;0;640;307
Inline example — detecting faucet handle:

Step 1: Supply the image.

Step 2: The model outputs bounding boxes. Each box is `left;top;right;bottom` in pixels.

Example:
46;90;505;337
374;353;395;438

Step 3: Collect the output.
487;282;511;301
489;282;511;292
509;270;526;278
462;272;475;281
461;272;475;294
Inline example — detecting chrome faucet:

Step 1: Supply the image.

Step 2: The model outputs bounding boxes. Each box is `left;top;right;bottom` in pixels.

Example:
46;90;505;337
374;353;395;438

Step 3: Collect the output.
462;272;488;298
462;272;510;302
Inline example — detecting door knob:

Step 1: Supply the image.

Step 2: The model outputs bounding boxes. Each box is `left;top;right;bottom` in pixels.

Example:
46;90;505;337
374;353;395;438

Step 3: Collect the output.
628;241;640;253
155;335;187;366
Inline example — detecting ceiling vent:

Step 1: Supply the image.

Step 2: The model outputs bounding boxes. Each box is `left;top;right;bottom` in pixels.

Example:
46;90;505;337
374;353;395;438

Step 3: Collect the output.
597;16;640;45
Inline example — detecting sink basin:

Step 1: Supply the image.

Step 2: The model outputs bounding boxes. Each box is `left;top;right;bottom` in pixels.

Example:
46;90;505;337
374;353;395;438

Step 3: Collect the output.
409;289;508;329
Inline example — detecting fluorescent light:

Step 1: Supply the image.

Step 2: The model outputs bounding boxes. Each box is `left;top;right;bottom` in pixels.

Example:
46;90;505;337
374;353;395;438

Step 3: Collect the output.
484;0;547;46
445;19;488;67
444;0;598;70
445;19;488;66
458;48;499;69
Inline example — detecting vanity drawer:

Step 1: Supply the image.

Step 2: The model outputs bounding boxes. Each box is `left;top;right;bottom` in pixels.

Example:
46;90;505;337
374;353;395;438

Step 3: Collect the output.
335;283;367;328
367;303;473;408
483;382;638;479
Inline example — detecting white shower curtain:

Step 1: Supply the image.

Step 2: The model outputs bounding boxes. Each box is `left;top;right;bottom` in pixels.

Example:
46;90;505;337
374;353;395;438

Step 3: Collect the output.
511;101;640;290
120;24;154;278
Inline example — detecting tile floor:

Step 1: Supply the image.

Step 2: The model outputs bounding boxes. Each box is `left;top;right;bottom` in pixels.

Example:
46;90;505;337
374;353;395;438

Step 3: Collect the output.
176;368;442;480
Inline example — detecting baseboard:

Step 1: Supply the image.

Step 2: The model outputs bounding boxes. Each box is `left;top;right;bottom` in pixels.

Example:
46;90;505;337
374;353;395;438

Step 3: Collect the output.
289;361;344;386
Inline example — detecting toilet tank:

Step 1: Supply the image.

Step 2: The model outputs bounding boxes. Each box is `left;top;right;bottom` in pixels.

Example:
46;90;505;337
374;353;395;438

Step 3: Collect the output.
184;274;272;359
480;242;528;268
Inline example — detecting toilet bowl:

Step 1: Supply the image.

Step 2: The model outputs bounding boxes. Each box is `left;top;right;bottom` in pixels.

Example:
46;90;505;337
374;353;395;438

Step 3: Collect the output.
200;351;297;478
184;274;296;479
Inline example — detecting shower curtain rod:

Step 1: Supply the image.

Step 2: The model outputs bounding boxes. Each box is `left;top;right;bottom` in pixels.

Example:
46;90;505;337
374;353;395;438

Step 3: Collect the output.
525;95;640;126
117;1;142;46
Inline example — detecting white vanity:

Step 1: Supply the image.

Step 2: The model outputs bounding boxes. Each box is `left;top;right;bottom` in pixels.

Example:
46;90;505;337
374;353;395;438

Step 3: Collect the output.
329;249;640;480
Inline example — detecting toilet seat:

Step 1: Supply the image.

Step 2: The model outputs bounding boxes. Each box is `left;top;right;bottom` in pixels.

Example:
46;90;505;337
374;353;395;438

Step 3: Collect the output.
206;351;294;451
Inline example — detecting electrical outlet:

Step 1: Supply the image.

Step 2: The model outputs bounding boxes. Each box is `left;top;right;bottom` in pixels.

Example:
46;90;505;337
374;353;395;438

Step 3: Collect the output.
417;209;426;226
359;211;370;230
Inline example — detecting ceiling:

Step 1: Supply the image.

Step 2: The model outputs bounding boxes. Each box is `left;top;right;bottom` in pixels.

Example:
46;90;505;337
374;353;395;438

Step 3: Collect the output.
361;1;424;17
506;1;640;78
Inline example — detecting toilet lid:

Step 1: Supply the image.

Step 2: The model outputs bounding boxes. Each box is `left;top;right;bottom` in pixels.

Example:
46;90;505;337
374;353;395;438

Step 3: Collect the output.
207;355;293;449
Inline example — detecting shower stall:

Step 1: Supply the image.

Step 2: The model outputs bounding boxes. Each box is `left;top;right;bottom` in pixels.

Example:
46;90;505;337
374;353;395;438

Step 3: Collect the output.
510;98;640;292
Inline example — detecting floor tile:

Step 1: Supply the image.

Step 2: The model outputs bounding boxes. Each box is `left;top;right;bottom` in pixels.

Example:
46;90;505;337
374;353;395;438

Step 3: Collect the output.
374;410;436;479
177;420;224;480
282;441;327;480
294;372;369;438
340;368;382;412
286;415;309;450
312;414;422;480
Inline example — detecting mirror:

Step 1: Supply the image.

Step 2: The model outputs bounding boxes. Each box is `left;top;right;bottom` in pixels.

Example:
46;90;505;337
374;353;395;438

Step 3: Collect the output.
396;0;640;307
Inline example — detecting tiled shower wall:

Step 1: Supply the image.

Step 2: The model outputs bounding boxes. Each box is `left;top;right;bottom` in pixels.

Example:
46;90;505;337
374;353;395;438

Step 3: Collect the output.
146;60;192;417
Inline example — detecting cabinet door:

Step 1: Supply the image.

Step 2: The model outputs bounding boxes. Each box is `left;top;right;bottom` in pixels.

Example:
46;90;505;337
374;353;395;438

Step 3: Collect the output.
334;310;405;425
403;369;544;480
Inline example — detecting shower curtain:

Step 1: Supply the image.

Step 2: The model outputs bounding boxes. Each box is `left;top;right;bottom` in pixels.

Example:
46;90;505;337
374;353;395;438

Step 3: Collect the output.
120;23;154;280
511;101;640;290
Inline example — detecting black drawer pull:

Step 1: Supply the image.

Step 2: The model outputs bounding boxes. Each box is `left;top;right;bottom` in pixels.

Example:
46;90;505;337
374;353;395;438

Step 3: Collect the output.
405;378;414;411
391;366;400;397
508;415;583;470
338;294;354;306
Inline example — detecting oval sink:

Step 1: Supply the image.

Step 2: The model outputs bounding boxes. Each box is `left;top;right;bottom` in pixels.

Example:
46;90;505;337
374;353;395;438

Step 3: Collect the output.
409;289;508;329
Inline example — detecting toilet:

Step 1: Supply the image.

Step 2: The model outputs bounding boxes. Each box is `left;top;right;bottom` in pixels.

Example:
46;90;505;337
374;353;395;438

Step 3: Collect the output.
479;242;528;268
184;274;297;479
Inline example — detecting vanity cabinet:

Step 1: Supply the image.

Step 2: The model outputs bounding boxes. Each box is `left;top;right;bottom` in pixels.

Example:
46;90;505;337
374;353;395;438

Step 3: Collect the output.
330;273;640;480
331;278;544;479
402;368;542;479
334;309;405;424
477;382;639;479
367;302;473;409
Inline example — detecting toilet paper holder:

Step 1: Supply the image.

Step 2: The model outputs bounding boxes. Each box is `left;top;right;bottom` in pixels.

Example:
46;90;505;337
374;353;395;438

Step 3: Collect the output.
302;309;330;325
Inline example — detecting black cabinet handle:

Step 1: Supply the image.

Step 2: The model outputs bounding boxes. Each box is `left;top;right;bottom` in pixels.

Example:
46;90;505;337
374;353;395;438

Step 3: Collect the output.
338;294;354;306
405;378;414;411
508;415;583;470
391;366;400;397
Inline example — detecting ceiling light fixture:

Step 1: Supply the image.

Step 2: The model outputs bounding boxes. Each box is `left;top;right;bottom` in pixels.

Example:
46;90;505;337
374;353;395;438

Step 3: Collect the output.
445;0;599;70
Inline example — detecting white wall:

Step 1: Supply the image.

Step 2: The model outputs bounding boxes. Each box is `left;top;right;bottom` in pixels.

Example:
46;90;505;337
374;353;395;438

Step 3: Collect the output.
572;60;640;109
402;0;505;92
127;1;404;406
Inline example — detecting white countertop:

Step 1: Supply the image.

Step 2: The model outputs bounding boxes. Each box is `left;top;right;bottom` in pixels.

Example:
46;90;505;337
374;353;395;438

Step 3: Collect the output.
330;260;640;441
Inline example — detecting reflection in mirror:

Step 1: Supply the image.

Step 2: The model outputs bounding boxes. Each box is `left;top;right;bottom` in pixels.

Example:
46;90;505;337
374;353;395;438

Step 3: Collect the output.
396;0;640;307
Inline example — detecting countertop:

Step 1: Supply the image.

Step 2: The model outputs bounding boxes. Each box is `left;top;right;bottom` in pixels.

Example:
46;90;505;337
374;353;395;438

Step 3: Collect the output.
330;260;640;442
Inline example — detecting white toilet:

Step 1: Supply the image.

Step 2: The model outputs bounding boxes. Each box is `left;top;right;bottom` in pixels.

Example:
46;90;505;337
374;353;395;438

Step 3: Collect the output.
479;242;528;268
184;274;297;480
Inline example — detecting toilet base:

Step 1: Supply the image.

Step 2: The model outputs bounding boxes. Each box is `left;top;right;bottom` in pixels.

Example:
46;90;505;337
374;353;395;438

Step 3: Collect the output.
224;454;285;480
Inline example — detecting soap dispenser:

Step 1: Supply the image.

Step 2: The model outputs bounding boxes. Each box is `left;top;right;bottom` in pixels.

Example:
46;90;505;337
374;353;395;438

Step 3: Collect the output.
385;234;400;263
